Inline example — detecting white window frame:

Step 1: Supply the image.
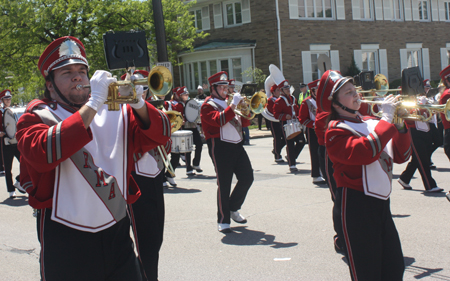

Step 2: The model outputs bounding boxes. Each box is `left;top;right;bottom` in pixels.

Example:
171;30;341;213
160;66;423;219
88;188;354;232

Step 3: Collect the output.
400;43;430;79
418;0;431;20
440;43;450;70
360;0;375;20
183;57;245;91
444;1;450;20
301;44;340;83
189;6;210;31
222;0;251;27
390;0;404;20
297;0;336;20
354;44;389;79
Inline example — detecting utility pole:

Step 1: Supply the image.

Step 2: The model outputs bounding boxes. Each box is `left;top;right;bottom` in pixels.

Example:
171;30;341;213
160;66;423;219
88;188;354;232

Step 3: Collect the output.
152;0;168;62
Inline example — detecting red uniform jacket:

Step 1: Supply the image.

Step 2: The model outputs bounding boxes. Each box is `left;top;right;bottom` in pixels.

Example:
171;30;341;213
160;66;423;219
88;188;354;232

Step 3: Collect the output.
200;97;250;140
325;115;411;192
273;95;298;122
267;97;276;114
440;89;450;129
16;99;170;209
314;109;329;146
298;96;316;129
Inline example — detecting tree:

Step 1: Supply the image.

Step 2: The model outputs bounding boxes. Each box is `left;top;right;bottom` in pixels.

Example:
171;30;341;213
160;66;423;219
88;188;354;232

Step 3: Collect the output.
0;0;207;104
345;57;361;77
241;67;267;90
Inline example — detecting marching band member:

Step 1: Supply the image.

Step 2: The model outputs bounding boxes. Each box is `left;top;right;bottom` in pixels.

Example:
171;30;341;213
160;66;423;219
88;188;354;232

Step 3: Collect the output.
298;80;326;184
273;79;305;172
163;86;197;187
318;70;411;280
439;65;450;162
397;87;443;192
125;69;170;281
200;71;253;233
267;83;286;162
228;79;250;145
16;36;170;280
0;90;23;198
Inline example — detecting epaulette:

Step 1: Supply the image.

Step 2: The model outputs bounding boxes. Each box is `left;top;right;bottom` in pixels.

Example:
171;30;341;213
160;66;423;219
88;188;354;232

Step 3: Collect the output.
328;120;341;130
26;99;57;113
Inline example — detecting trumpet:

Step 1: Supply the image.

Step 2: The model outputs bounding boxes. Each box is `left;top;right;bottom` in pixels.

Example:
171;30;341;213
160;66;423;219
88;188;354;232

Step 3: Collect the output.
227;90;267;120
358;98;450;122
76;66;173;111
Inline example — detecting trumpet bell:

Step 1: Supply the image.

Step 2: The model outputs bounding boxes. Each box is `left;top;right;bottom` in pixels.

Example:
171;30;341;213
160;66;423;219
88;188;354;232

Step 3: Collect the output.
149;66;173;98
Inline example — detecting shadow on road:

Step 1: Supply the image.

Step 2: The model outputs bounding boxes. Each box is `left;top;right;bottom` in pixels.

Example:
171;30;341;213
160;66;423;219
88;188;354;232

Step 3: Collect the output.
185;174;217;180
0;196;29;207
221;226;298;248
404;256;450;280
163;187;201;194
435;167;450;173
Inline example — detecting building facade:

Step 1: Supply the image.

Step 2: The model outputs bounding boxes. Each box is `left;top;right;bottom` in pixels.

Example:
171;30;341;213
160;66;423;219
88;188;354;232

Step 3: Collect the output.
178;0;450;92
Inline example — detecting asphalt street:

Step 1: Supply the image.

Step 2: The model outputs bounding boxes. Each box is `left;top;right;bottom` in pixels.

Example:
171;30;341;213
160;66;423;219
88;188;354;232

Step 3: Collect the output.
1;131;450;281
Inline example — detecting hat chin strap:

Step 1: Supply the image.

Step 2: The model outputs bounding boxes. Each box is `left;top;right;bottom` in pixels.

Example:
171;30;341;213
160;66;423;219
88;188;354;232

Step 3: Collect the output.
49;74;86;109
211;85;226;101
332;100;358;114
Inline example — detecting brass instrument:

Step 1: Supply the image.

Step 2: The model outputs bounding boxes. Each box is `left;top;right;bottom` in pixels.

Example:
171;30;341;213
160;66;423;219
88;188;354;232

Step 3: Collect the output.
227;91;267;120
358;98;450;122
357;74;402;97
76;66;173;111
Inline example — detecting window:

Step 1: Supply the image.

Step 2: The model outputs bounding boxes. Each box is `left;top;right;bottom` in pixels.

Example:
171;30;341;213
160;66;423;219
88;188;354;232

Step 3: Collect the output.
310;52;330;80
226;2;242;25
362;51;377;72
223;0;251;26
190;9;203;30
189;6;210;31
418;0;429;20
298;0;334;19
406;50;421;68
360;0;373;19
445;2;450;20
232;58;242;81
183;58;246;91
391;0;403;20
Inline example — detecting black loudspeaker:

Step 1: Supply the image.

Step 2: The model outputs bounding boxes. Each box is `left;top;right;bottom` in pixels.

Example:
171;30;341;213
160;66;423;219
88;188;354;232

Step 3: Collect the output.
103;30;149;70
240;83;258;96
359;71;374;90
401;66;424;96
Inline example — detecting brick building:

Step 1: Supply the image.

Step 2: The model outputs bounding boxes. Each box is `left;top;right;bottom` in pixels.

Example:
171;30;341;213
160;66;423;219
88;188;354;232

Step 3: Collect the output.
177;0;450;92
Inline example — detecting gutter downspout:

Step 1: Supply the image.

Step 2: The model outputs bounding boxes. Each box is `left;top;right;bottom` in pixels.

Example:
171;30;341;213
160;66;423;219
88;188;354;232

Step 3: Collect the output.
275;0;283;72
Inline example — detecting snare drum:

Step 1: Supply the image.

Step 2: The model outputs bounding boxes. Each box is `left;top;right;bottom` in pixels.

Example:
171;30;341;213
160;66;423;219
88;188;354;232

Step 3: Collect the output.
171;130;193;153
283;120;302;140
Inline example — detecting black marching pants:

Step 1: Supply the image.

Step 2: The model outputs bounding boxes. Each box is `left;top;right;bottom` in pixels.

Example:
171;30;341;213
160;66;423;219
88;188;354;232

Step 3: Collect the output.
430;122;443;156
306;128;320;177
270;121;286;160
36;209;142;281
184;127;203;167
281;121;305;167
2;143;20;192
400;128;437;190
337;187;404;281
207;138;253;224
129;171;165;281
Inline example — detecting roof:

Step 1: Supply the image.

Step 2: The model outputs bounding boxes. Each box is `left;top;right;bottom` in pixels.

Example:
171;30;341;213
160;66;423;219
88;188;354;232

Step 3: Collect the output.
178;41;256;56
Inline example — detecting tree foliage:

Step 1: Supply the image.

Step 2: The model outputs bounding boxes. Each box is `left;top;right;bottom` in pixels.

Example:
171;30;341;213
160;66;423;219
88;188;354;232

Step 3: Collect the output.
0;0;207;104
241;67;267;90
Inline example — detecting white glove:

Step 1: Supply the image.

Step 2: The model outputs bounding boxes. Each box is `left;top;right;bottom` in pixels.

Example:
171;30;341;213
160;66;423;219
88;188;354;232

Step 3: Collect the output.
231;93;243;106
418;96;428;105
86;70;116;111
129;85;145;109
380;95;399;123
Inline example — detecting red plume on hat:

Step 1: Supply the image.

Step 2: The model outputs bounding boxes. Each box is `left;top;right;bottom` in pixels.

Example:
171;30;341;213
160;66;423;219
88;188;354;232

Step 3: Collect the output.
0;89;12;99
316;70;353;113
38;36;89;77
